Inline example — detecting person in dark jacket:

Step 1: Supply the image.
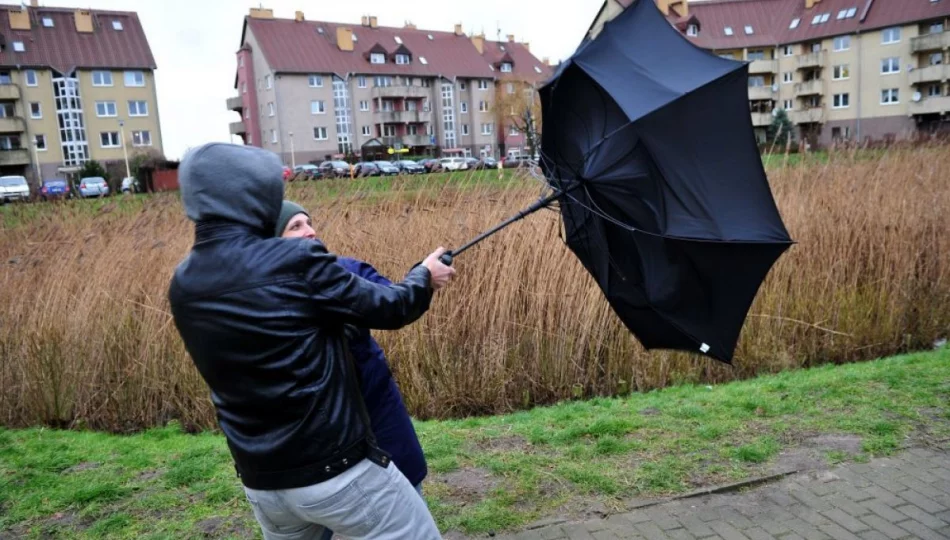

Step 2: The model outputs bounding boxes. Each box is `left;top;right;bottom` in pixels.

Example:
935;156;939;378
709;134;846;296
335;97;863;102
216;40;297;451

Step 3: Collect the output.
277;200;429;540
168;143;454;540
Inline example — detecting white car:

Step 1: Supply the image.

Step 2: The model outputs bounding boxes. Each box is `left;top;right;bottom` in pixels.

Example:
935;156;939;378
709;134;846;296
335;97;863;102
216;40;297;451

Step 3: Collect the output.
0;175;30;203
439;157;469;171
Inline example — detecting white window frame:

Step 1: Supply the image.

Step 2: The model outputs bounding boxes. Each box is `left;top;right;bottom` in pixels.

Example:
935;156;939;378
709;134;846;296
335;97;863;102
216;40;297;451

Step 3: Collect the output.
25;70;38;87
128;100;148;117
132;130;151;147
479;101;488;112
12;41;25;52
313;127;328;140
783;72;793;84
358;76;367;88
311;100;326;115
462;124;469;135
880;88;899;105
833;36;850;51
35;134;47;151
501;63;513;73
42;17;54;27
112;20;123;31
371;53;386;64
96;101;117;117
789;18;800;30
361;126;371;136
833;65;850;80
395;54;410;65
124;71;145;87
265;75;273;89
478;80;489;90
783;45;794;57
100;131;120;148
309;75;323;88
481;123;493;135
271;129;277;144
687;24;698;37
92;71;113;87
509;125;519;136
880;57;900;75
359;100;369;112
881;27;900;44
30;102;42;119
724;26;734;36
744;25;754;35
832;93;850;109
268;103;275;117
460;102;468;114
783;99;794;111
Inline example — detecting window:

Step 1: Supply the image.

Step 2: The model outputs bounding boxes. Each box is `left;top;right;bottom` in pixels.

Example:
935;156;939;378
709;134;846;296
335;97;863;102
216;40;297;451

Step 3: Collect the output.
92;71;113;86
309;75;323;88
724;26;734;36
462;124;470;135
460;81;468;91
507;82;515;94
744;25;754;35
42;17;54;27
395;54;410;65
789;18;800;29
881;27;900;44
100;132;120;148
833;36;850;51
128;100;148;116
509;125;519;135
132;130;151;146
271;130;277;144
313;127;328;140
881;88;899;104
501;62;513;72
35;134;47;151
821;13;831;23
124;71;145;87
481;123;493;135
383;125;396;137
422;79;432;88
478;80;489;90
311;100;326;114
748;76;766;88
239;56;244;67
783;99;794;110
374;76;392;87
930;22;945;34
245;109;249;119
420;56;428;65
358;76;367;88
112;20;123;31
747;50;766;61
931;53;944;66
371;53;385;64
479;101;488;112
833;93;850;108
881;57;900;74
687;24;698;36
426;124;434;135
268;103;275;116
382;100;396;112
359;100;369;112
811;42;821;52
833;65;850;80
96;101;117;117
25;70;38;87
265;75;272;89
928;84;942;97
783;45;794;57
30;102;41;119
783;72;793;84
408;124;418;135
460;102;468;113
12;41;25;52
362;126;371;136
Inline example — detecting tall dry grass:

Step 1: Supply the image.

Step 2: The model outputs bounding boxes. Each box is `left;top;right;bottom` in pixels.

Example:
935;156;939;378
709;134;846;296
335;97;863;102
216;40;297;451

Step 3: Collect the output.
1;145;948;431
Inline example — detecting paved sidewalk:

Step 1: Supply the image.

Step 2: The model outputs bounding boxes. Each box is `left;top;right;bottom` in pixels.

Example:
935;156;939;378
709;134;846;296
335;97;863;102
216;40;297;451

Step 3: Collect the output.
496;447;950;540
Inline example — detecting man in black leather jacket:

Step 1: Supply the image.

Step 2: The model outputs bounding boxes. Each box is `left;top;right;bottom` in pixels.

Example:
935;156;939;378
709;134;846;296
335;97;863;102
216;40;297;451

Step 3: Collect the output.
168;143;453;539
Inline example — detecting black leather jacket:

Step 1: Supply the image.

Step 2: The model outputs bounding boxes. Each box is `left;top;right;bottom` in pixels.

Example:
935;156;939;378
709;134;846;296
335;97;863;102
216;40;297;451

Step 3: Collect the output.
169;221;433;490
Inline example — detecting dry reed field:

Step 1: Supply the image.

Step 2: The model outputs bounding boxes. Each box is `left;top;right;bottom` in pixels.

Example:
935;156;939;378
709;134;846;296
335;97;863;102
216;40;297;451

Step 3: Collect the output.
1;145;948;432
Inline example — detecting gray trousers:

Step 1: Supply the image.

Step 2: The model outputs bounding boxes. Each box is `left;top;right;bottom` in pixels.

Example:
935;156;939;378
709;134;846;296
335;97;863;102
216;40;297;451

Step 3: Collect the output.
243;459;441;540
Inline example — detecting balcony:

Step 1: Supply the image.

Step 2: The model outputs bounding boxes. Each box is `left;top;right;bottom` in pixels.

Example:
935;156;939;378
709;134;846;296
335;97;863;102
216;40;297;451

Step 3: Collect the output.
372;86;432;99
383;134;432;147
748;59;778;74
0;148;29;166
229;121;247;135
794;79;824;96
0;116;25;133
796;51;825;70
910;64;950;85
748;86;775;101
374;110;425;124
911;32;950;53
0;84;21;101
226;96;243;112
909;95;950;116
790;108;824;124
751;112;773;127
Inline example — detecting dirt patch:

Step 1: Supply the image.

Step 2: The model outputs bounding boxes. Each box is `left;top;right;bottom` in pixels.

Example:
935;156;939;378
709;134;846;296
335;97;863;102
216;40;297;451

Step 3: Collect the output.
64;462;100;474
769;447;826;474
639;407;661;416
135;469;162;482
475;435;528;452
196;517;225;536
803;434;863;454
431;467;499;504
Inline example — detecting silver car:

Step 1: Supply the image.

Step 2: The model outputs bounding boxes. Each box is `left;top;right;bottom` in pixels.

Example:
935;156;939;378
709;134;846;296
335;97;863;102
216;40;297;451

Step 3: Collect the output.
79;176;110;198
0;175;30;203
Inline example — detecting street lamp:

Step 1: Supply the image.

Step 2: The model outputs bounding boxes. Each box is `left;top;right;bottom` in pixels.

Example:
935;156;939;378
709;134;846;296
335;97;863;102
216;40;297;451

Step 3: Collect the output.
289;131;296;168
118;119;131;179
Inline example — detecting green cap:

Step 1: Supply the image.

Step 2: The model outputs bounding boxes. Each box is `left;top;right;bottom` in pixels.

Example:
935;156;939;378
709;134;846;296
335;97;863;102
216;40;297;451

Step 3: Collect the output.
275;200;309;237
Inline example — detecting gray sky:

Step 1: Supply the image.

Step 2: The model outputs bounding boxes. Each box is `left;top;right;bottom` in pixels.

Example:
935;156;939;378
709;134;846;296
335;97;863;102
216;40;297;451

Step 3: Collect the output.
37;0;605;159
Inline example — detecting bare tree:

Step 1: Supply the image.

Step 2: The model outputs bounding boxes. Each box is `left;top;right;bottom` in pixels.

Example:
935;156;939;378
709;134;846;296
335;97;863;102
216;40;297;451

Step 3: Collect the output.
494;80;542;159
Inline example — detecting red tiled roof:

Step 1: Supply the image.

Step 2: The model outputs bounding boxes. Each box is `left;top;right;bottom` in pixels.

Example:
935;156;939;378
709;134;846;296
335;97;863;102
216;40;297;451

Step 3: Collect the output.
245;16;552;82
670;0;950;49
0;5;156;73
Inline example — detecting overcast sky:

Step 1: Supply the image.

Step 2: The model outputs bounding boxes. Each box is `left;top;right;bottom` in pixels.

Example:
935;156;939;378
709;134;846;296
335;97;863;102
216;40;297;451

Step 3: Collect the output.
34;0;605;159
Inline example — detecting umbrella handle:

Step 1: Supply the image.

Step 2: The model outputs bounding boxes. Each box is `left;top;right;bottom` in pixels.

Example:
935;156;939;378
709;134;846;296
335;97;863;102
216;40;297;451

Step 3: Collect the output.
439;252;454;266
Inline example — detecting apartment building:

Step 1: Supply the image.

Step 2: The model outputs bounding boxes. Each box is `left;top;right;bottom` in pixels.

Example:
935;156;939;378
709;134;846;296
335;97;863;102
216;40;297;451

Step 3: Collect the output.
227;8;551;164
0;1;162;183
589;0;950;146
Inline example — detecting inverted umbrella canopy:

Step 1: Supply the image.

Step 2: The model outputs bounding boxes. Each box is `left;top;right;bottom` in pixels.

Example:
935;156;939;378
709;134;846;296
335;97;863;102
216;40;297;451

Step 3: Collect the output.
537;0;794;363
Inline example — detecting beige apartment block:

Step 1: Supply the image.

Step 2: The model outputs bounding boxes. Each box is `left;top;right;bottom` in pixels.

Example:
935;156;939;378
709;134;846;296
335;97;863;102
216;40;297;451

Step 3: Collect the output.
588;0;950;147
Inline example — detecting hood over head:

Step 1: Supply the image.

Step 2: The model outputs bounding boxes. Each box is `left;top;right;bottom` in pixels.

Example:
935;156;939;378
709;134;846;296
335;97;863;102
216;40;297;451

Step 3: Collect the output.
179;143;284;233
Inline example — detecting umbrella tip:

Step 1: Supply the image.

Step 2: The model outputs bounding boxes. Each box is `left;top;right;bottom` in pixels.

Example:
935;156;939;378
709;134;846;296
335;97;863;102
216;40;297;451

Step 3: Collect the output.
699;343;710;354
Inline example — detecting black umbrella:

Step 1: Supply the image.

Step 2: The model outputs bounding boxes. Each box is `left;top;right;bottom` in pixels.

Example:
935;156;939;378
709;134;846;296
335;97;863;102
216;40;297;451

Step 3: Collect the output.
442;0;793;364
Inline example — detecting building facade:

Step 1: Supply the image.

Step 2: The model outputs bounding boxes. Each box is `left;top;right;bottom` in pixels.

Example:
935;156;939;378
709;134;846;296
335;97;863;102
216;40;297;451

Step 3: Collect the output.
0;1;162;183
227;8;551;164
589;0;950;147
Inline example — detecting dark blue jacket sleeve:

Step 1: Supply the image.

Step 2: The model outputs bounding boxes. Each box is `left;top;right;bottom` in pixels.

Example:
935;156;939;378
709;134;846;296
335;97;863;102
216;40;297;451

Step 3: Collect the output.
337;256;394;287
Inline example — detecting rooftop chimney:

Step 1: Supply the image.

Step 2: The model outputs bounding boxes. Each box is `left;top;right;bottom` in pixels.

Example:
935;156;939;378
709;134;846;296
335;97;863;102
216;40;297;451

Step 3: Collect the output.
370;16;378;28
294;11;304;22
471;33;485;54
30;0;38;7
805;0;822;7
9;7;30;30
404;21;417;30
542;56;550;65
249;7;274;19
74;9;93;33
337;27;354;51
523;42;530;52
507;34;515;43
361;15;370;27
655;0;688;17
454;23;464;36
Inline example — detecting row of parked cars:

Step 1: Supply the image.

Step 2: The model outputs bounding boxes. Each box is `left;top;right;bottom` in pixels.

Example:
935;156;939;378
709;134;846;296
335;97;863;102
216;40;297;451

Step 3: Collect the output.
0;175;139;203
285;155;523;180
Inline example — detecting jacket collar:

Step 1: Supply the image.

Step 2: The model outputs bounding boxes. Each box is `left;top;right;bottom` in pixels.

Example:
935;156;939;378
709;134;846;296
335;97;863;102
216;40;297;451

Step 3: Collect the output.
194;220;269;243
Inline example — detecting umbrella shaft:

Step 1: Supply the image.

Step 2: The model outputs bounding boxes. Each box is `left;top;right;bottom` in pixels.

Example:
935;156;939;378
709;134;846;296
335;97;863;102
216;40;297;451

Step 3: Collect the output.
450;189;564;259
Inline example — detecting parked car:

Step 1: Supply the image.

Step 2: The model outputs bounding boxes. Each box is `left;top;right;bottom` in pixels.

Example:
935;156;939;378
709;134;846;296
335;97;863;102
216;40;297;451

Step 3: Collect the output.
79;176;109;198
394;160;425;174
420;158;442;173
0;175;30;203
439;157;469;171
120;176;141;194
319;160;351;178
373;161;400;176
463;157;480;170
354;162;381;177
40;179;70;201
480;157;499;169
293;164;322;180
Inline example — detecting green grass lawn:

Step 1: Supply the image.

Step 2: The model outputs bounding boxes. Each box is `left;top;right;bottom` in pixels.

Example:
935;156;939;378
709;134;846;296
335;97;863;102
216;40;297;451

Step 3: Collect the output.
2;347;948;538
